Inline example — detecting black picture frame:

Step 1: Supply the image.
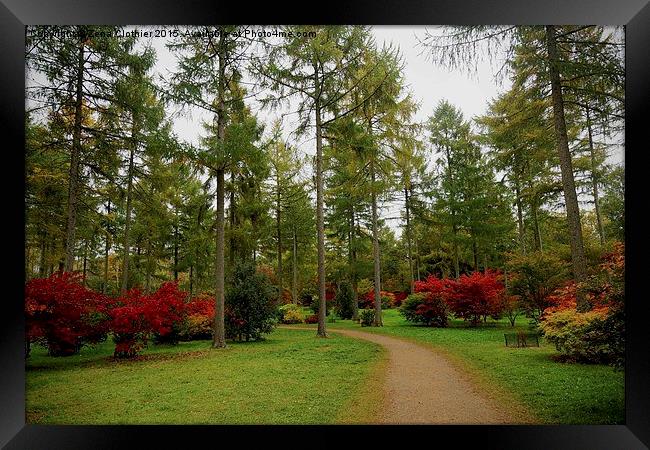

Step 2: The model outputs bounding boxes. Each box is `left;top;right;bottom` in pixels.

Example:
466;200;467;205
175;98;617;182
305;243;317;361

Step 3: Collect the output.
1;1;648;448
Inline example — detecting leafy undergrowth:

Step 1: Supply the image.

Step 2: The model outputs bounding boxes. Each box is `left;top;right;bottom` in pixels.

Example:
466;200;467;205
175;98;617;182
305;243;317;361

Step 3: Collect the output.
26;328;384;424
291;308;624;425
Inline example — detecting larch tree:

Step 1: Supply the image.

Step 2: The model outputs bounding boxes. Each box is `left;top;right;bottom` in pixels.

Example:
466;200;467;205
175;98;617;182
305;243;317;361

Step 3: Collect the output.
167;26;262;348
253;25;385;336
418;25;623;311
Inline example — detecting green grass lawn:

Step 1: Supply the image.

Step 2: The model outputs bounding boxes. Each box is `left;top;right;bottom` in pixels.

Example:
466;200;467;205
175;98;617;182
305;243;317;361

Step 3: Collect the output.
26;328;385;424
298;308;624;425
26;309;624;425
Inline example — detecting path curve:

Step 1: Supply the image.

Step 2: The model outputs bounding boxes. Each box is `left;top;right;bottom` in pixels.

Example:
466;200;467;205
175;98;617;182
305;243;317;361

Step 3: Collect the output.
327;328;513;424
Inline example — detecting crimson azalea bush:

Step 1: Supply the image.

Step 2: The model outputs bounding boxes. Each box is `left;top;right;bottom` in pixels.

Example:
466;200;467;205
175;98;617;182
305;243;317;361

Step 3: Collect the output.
392;291;408;307
400;276;450;327
539;243;625;367
358;290;395;309
400;293;448;327
25;272;110;356
110;282;187;358
304;314;319;324
445;271;505;326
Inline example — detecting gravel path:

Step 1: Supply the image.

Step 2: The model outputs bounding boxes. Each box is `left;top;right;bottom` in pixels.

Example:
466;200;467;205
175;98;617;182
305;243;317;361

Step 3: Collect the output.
329;328;514;424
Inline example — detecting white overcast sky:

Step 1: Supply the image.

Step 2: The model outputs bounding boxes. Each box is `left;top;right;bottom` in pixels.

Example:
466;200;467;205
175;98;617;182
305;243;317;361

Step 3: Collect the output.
151;26;510;151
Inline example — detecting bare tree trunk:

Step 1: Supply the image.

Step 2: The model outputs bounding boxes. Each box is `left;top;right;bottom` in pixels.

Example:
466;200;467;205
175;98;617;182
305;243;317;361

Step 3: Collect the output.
349;206;359;321
532;199;542;252
586;106;605;246
39;230;47;278
472;236;478;272
229;171;237;267
452;221;460;279
82;240;88;285
276;172;283;301
371;161;383;327
173;223;179;282
292;226;298;304
212;29;228;348
415;237;421;281
213;168;226;347
120;125;136;293
545;25;588;311
145;236;152;294
64;38;85;272
514;179;526;255
189;265;194;298
315;98;327;338
405;187;415;294
103;200;111;294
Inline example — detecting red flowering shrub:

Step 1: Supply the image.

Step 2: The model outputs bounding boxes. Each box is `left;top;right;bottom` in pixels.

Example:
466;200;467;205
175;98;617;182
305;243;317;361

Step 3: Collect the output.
110;282;188;358
500;294;521;327
539;243;625;367
445;271;505;326
25;272;109;356
392;291;408;307
304;314;319;324
400;276;450;327
400;293;448;327
358;290;396;309
309;285;336;315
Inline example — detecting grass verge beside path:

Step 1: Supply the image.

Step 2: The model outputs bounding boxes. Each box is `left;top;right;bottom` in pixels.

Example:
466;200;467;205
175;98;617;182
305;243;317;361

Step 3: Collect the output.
291;309;624;425
26;328;384;424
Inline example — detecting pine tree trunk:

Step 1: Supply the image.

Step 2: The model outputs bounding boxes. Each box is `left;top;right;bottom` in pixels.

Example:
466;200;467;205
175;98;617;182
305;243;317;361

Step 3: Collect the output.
145;237;152;294
472;237;478;271
189;265;194;298
452;221;460;279
39;230;47;278
532;199;542;252
292;226;298;304
371;161;383;327
173;224;179;282
120;125;136;293
64;37;85;272
415;237;421;281
405;187;415;294
276;173;283;301
545;25;588;311
514;178;526;254
213;168;226;348
212;28;228;348
315;97;327;338
82;240;88;285
229;171;236;267
586;106;605;246
349;206;359;321
103;199;111;294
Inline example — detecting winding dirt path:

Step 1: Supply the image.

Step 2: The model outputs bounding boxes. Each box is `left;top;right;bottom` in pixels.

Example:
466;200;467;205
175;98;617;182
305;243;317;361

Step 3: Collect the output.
327;328;514;424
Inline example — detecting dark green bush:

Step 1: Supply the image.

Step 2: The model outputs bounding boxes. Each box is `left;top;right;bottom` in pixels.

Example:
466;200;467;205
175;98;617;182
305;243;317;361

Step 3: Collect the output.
359;309;375;327
400;293;448;327
225;261;277;342
335;281;356;319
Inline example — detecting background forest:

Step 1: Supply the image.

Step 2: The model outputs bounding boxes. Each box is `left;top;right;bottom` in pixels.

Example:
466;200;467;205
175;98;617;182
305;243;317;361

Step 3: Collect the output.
25;25;624;358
